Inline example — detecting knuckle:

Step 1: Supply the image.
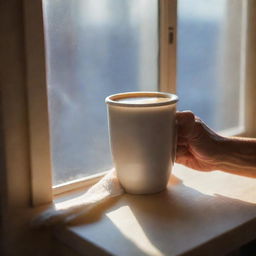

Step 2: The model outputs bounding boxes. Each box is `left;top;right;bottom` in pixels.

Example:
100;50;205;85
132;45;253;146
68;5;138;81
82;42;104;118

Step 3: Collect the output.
177;111;195;124
194;119;203;128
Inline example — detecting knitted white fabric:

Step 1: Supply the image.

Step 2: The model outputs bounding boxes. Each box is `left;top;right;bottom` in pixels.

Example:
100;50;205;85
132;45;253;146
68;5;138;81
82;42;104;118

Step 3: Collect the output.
32;169;124;227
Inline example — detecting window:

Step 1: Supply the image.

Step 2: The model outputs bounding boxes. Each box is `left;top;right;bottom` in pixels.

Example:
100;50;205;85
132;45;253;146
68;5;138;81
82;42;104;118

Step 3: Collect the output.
43;0;159;186
177;0;245;133
23;0;256;204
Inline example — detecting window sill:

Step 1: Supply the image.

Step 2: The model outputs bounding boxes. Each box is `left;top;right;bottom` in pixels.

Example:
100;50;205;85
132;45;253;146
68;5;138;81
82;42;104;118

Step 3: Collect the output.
53;165;256;256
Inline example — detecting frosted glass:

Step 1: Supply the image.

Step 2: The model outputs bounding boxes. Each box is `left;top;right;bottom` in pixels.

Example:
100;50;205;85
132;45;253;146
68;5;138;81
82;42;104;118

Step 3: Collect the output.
43;0;158;185
177;0;243;131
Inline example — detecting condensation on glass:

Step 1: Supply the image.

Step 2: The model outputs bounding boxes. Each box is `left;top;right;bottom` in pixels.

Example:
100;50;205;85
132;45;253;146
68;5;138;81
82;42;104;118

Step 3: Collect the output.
177;0;244;131
43;0;158;185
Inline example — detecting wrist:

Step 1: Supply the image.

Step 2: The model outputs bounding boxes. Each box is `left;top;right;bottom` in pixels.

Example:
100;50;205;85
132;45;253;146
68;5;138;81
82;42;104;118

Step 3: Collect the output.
211;135;231;170
213;136;233;170
213;136;256;177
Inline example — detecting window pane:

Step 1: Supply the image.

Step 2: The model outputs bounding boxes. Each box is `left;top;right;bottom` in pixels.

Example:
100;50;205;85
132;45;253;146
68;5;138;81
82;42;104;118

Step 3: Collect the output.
177;0;244;132
43;0;159;185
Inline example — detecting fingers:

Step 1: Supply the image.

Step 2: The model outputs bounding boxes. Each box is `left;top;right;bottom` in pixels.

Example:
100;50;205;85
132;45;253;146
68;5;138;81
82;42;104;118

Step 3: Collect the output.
177;136;188;146
175;145;193;165
176;111;196;139
176;145;188;157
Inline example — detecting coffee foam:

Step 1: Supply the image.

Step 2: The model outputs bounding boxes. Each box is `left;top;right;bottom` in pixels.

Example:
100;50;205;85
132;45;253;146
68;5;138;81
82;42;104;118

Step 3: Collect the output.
116;96;169;104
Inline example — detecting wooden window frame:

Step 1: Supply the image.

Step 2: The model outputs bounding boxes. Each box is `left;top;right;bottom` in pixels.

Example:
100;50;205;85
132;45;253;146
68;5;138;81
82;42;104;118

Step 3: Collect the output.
23;0;256;205
23;0;52;206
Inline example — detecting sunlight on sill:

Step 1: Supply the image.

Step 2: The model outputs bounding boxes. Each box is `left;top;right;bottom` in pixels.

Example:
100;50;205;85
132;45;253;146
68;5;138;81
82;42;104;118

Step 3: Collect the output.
173;164;256;204
106;206;164;256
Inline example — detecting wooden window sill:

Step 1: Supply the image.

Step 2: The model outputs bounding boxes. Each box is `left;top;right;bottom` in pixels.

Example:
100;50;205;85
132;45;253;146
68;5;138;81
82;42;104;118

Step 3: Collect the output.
54;165;256;256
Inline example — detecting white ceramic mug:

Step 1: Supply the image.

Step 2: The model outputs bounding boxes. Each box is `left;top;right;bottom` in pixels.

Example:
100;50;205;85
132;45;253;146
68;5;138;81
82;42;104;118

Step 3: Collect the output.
105;92;178;194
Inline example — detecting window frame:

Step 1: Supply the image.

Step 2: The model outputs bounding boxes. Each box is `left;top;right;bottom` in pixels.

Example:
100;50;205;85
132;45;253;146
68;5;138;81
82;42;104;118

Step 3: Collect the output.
23;0;256;205
243;0;256;137
23;0;52;205
24;0;177;203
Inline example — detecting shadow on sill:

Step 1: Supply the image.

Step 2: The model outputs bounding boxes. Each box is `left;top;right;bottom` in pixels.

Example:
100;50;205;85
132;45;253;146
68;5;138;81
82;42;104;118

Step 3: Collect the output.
227;239;256;256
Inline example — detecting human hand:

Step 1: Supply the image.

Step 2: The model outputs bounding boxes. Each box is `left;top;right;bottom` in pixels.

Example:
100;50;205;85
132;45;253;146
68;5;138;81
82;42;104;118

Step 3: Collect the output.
175;111;224;171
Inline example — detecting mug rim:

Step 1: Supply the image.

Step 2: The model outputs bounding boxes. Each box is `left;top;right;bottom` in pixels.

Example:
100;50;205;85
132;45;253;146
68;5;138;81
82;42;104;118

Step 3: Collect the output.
105;91;178;107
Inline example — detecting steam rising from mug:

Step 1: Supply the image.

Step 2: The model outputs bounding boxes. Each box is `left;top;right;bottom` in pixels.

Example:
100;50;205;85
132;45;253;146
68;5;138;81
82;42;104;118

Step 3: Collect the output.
105;92;178;194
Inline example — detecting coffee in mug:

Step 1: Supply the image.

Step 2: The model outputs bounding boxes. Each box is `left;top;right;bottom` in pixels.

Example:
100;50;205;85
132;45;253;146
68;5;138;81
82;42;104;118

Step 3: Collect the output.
105;92;178;194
